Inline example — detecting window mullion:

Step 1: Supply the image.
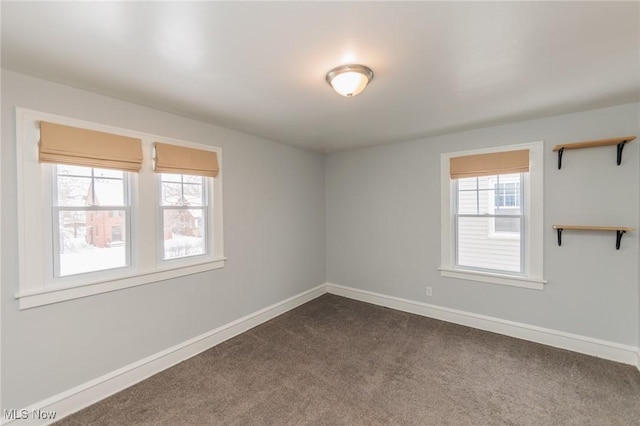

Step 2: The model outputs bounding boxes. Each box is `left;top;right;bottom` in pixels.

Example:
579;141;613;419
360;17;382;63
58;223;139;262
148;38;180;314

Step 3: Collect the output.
520;172;525;273
475;177;479;215
180;174;185;207
90;167;95;206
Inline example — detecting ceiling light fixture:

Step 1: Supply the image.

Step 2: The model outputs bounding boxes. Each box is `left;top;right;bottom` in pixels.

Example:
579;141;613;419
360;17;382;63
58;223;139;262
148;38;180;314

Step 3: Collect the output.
326;64;374;98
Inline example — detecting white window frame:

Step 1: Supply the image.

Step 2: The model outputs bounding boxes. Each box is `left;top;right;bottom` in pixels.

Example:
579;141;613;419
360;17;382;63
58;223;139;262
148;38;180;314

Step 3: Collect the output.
15;108;225;309
439;141;546;290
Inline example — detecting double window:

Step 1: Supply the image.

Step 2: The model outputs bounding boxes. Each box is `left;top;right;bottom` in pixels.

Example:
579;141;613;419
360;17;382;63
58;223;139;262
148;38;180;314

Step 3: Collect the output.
440;142;545;289
16;109;225;309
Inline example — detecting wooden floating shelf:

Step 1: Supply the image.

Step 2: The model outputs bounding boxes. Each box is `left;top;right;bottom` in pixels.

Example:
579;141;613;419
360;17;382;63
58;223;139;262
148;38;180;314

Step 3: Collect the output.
552;225;636;250
552;136;636;169
552;137;636;152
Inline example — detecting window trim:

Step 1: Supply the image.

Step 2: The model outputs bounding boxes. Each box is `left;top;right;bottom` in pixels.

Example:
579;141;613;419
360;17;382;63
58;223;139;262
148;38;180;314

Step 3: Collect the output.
440;141;546;290
15;107;225;309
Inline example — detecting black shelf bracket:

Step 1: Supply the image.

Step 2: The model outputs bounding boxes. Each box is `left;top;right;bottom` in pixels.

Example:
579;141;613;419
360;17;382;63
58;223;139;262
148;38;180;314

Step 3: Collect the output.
555;227;629;249
616;141;627;165
556;138;632;169
556;228;563;246
616;230;626;250
557;147;564;170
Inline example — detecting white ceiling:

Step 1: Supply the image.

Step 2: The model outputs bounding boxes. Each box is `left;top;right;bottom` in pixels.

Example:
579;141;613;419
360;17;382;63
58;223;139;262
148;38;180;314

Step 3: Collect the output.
2;2;639;153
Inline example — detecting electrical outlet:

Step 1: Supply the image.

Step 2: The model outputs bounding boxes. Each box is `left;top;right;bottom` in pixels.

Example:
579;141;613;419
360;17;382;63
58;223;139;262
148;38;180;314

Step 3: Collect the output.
426;286;432;297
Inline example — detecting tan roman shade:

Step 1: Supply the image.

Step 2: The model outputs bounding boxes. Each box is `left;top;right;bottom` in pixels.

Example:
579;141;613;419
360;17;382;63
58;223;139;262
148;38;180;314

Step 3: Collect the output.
39;121;143;172
154;142;220;177
450;149;529;179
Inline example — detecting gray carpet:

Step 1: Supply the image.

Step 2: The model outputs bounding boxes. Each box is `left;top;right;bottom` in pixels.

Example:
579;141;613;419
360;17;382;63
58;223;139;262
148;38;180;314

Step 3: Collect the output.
57;294;640;425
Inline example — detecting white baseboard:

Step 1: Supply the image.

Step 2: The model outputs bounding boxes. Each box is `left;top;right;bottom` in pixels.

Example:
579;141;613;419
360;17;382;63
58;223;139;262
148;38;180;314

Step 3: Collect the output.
326;283;640;368
5;281;638;426
3;284;327;426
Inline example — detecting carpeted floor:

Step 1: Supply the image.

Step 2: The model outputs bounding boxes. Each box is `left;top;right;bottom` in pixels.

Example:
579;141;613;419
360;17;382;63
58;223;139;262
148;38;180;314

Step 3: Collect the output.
56;294;640;425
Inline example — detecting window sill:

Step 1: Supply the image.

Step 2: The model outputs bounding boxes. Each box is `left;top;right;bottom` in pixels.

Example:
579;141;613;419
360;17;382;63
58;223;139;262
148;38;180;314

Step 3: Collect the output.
438;267;546;290
15;258;227;309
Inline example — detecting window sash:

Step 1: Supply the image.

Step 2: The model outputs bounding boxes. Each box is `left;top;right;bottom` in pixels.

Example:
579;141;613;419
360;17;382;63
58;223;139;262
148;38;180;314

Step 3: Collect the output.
158;174;210;261
52;206;132;278
453;173;525;274
52;166;132;279
454;215;525;275
159;206;209;260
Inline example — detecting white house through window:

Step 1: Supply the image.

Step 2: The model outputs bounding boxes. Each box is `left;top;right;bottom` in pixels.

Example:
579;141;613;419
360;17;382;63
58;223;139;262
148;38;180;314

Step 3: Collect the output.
495;179;520;208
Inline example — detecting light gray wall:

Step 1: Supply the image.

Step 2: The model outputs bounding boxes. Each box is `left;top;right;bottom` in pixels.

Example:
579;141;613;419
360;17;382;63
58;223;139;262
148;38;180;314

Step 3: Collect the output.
326;103;640;346
1;71;326;409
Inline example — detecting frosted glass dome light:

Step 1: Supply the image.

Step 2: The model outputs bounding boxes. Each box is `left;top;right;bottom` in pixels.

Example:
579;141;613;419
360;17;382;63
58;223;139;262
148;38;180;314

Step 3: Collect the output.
326;64;374;98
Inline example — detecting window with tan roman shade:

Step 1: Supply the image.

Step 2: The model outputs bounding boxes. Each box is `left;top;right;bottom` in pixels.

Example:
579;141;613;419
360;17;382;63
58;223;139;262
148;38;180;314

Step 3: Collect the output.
440;141;545;289
39;121;143;172
18;109;226;309
449;149;529;179
153;142;220;177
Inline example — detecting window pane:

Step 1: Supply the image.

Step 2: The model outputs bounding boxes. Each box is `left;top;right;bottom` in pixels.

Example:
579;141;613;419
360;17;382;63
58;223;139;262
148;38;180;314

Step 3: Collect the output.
457;216;521;273
498;173;521;182
57;176;91;206
457;188;496;215
496;183;519;207
457;190;479;214
495;174;521;208
478;188;494;214
494;215;521;233
161;173;181;182
161;182;183;206
457;177;477;191
163;208;206;260
94;178;125;206
94;168;123;179
477;176;493;190
183;175;202;184
58;210;127;276
57;165;91;177
182;184;203;206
